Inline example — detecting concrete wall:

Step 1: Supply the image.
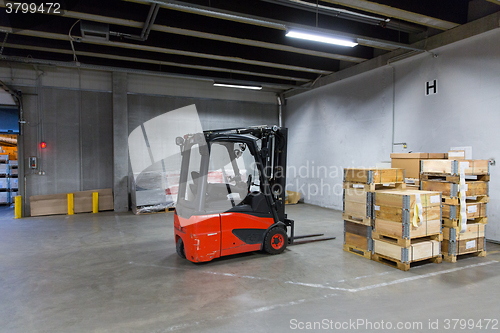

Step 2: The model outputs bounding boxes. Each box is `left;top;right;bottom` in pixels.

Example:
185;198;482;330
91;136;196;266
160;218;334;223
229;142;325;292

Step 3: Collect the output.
285;28;500;241
0;65;278;215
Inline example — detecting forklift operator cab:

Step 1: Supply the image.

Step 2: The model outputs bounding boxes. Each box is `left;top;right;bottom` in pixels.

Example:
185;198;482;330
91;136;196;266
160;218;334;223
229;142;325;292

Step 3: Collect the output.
174;127;292;263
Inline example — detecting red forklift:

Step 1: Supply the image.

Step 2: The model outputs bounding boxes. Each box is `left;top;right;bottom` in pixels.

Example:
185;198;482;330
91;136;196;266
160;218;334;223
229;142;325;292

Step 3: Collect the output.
173;126;290;262
173;126;332;263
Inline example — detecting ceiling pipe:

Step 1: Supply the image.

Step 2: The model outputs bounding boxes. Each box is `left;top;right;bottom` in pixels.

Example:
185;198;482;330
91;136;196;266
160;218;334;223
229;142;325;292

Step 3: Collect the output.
0;54;305;91
261;0;424;34
108;3;160;41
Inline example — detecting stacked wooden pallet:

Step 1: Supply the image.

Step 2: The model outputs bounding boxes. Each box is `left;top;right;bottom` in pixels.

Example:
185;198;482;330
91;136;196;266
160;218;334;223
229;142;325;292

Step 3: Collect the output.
371;189;443;271
342;168;405;259
421;159;489;262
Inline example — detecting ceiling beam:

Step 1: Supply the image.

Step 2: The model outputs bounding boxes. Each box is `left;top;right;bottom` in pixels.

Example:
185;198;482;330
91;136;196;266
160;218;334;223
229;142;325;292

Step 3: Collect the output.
125;0;407;51
0;55;303;91
2;43;311;82
0;26;333;75
59;10;366;63
320;0;459;30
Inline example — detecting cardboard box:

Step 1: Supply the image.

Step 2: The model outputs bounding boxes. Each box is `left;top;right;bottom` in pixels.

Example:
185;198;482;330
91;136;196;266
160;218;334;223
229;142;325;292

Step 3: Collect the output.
448;150;466;160
73;188;114;213
30;189;114;216
286;191;301;205
30;193;68;216
390;153;446;179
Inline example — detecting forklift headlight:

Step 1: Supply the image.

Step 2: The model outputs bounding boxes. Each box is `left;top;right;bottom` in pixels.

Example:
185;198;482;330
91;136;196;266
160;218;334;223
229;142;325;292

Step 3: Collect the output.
175;137;185;146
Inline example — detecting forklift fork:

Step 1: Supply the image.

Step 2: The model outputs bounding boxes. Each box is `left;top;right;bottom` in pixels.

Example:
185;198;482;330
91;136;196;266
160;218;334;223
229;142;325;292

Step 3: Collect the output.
285;219;336;245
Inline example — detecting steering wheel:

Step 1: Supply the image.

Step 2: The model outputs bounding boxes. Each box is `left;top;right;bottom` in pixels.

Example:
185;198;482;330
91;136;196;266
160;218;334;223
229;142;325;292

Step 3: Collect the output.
247;174;252;193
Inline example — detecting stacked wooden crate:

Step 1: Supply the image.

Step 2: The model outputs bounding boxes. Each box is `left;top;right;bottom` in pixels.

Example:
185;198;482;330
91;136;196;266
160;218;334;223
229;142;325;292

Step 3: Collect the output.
342;168;405;259
372;189;443;271
391;153;447;189
421;159;489;262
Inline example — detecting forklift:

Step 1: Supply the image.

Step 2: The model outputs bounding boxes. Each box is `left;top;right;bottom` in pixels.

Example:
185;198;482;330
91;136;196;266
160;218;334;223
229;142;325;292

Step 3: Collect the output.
173;126;332;263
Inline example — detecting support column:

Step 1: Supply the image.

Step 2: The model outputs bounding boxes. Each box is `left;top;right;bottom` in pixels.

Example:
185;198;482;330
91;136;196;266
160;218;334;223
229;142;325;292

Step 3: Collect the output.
112;72;129;212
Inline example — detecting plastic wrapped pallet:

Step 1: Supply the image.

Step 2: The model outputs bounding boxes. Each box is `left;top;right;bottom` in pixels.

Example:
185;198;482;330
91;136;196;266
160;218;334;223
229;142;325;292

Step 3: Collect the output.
0;178;10;190
0;191;11;204
130;170;177;214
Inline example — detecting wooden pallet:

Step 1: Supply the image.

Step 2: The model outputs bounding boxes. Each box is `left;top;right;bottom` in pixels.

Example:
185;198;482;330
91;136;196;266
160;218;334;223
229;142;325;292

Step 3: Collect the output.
421;174;490;183
421;180;488;199
442;216;487;227
343;244;372;259
342;213;372;226
372;253;442;271
134;206;175;215
343;181;406;192
442;195;489;205
372;231;442;247
344;168;405;185
443;250;486;263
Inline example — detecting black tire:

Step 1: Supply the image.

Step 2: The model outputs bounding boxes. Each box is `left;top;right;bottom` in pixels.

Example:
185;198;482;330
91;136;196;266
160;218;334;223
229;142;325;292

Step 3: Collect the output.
264;227;288;255
176;238;186;259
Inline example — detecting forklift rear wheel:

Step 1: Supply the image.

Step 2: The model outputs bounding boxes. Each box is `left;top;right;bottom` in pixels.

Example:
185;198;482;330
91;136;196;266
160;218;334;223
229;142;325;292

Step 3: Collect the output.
176;238;186;259
264;227;288;255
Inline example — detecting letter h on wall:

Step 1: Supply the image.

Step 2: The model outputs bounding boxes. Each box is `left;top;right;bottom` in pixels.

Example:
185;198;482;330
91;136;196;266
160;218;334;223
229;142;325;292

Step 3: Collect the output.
425;80;437;96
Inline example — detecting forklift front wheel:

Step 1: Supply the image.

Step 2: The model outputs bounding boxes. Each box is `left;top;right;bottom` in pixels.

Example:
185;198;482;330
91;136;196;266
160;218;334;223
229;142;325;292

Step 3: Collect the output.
176;238;186;259
264;227;288;255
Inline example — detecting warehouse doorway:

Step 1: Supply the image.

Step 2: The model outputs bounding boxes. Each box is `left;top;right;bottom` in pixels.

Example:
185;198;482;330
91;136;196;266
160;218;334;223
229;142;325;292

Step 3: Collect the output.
0;82;21;217
0;134;17;217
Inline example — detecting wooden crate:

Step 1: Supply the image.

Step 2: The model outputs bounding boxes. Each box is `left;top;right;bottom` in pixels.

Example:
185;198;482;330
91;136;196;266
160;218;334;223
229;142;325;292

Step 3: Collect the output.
443;223;485;242
373;189;442;246
343;183;373;226
442;238;486;262
372;238;441;271
344;168;404;185
443;217;487;228
421;173;490;183
404;178;420;189
343;220;372;259
442;223;486;262
421;180;489;199
390;153;446;179
442;202;487;221
421;159;489;176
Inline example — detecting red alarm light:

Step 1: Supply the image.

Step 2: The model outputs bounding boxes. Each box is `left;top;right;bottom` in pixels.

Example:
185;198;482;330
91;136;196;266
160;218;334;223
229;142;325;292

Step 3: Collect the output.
40;142;46;149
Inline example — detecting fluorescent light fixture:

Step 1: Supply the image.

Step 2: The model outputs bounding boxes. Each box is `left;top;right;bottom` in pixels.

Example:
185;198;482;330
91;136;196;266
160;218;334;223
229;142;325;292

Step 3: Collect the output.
285;30;358;47
213;83;262;90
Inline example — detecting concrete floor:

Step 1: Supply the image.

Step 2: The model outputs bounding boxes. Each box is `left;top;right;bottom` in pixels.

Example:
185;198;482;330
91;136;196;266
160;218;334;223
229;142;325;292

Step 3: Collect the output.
1;204;499;333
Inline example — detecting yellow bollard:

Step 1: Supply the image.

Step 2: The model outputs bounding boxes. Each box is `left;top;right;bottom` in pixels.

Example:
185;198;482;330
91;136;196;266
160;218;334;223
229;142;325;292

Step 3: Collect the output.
92;192;98;213
67;193;74;215
14;196;21;219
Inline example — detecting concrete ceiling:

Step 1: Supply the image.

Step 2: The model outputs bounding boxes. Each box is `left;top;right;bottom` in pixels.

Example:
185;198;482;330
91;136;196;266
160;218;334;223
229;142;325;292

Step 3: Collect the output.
0;0;498;93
